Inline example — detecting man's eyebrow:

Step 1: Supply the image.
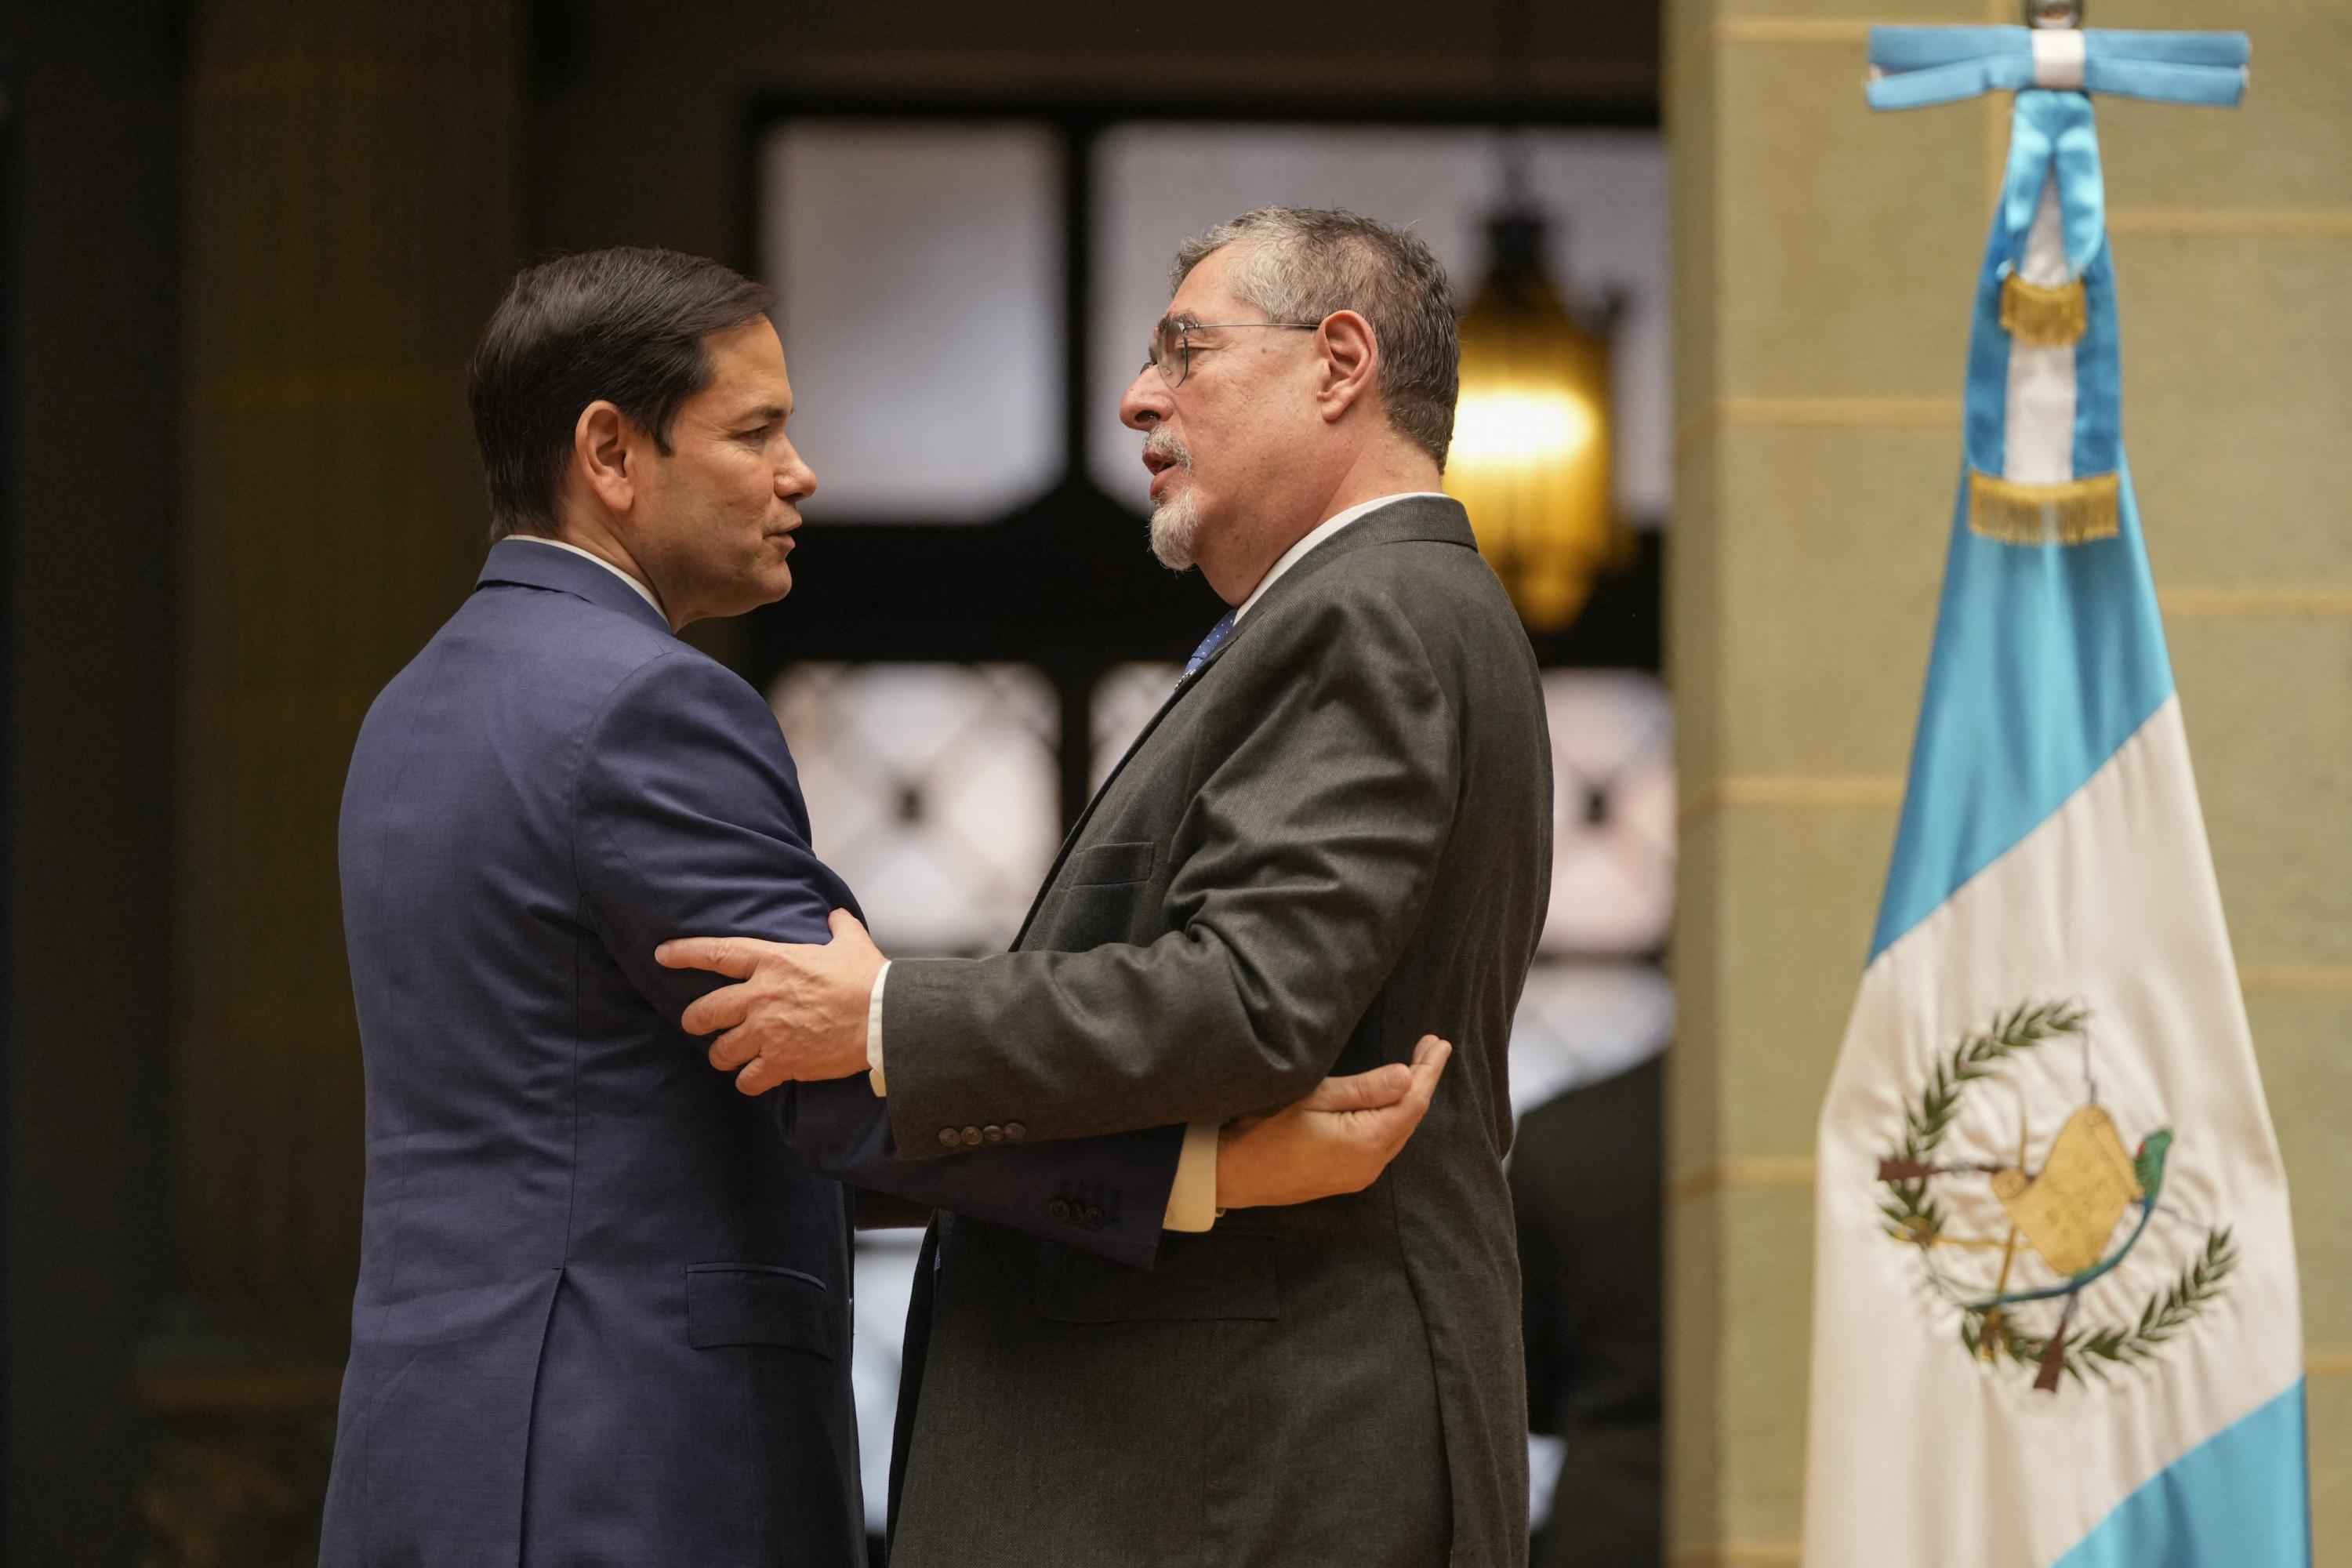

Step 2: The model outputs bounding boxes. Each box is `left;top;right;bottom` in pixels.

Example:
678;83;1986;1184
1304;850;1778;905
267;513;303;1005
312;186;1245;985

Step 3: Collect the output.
735;402;789;424
1156;310;1203;333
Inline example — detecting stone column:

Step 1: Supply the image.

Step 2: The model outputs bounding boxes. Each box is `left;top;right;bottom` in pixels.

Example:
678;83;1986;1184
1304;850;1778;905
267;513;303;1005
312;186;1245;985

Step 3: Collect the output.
1664;0;2352;1561
175;0;518;1319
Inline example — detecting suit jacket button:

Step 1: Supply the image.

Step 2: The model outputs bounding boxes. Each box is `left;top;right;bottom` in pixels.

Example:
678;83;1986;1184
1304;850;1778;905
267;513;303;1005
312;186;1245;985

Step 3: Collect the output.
960;1125;983;1147
1049;1199;1071;1221
1083;1205;1105;1229
938;1128;961;1150
1004;1122;1027;1142
982;1124;1004;1144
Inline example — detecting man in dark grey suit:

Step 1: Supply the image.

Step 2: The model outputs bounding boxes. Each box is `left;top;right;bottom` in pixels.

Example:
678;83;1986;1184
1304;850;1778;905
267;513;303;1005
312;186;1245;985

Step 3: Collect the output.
664;208;1554;1566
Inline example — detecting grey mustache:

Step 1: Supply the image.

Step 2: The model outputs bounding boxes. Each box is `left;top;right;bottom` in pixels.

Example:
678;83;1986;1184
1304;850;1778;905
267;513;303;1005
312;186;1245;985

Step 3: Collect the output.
1143;432;1192;469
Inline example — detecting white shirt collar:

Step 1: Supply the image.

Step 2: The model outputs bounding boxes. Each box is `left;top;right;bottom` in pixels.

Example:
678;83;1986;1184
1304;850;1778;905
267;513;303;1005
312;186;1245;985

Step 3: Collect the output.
509;535;667;619
1232;492;1450;622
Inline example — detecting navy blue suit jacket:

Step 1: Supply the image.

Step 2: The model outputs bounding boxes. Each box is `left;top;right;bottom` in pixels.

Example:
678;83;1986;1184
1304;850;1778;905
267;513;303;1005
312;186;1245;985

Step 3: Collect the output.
320;540;1182;1568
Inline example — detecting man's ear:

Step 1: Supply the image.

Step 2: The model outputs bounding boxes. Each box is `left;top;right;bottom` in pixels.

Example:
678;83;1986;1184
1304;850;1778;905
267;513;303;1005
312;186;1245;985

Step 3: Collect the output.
575;400;635;514
1313;310;1380;424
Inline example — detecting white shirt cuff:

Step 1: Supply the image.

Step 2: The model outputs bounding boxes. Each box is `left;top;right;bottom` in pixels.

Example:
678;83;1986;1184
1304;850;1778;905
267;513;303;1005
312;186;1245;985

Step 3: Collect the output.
1163;1121;1221;1232
866;960;889;1097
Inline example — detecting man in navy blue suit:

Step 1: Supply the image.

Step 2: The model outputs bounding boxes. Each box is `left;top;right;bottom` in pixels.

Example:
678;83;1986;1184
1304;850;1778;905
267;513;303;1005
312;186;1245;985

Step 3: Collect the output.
320;246;1446;1567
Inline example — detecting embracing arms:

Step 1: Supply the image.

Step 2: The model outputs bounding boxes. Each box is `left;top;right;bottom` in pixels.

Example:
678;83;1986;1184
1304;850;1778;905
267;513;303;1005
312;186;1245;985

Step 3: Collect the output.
579;648;1443;1265
662;583;1461;1152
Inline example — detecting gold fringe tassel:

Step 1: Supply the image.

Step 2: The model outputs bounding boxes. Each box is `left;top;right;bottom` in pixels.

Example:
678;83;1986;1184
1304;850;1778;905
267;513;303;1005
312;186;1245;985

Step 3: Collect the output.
1969;470;2121;546
2000;273;2089;347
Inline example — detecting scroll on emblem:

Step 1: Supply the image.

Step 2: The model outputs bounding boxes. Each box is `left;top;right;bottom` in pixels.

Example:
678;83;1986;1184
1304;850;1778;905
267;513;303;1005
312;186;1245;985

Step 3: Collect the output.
1990;1104;2141;1276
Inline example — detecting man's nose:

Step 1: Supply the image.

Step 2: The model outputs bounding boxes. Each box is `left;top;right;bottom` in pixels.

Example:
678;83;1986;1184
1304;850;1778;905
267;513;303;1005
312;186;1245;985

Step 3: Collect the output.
1120;367;1170;431
778;446;817;501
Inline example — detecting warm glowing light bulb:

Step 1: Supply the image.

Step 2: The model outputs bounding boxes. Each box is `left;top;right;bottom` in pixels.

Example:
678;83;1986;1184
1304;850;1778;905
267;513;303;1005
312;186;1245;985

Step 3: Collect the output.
1443;209;1620;630
1450;387;1599;466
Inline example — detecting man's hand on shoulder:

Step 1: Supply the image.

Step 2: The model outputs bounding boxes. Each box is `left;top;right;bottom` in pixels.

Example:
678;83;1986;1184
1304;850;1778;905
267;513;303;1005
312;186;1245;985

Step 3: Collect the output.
1214;1035;1452;1210
656;909;882;1094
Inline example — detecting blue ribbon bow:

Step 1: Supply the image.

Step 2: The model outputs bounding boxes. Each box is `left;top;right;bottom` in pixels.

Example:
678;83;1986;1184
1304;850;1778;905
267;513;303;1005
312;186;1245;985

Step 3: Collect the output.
1866;26;2249;112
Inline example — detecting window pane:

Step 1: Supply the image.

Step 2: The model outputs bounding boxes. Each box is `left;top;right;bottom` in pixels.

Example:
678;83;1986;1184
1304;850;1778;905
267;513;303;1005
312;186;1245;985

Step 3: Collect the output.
1091;125;1668;522
1540;671;1675;956
1507;960;1675;1121
767;663;1060;953
760;121;1064;521
1090;662;1182;790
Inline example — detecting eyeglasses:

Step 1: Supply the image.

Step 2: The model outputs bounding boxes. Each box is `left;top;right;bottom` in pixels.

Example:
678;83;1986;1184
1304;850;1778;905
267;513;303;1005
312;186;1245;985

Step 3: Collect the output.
1145;318;1321;390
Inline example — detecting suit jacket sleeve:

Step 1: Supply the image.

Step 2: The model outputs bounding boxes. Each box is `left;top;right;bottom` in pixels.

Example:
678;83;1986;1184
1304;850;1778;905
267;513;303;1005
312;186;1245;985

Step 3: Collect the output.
574;649;1182;1269
879;575;1461;1150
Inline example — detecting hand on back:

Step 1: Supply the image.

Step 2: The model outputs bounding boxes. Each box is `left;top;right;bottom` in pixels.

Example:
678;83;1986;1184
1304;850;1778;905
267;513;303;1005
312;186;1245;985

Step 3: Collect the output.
659;913;1454;1214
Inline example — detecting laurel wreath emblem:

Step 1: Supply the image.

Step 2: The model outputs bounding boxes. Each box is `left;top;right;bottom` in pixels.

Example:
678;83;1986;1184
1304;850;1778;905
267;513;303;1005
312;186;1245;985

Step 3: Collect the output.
1877;1000;2234;1391
1959;1229;2237;1385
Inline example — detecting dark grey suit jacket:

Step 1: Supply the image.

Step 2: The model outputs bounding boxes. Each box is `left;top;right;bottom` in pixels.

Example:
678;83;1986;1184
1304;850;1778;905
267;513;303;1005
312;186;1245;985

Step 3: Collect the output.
879;496;1553;1567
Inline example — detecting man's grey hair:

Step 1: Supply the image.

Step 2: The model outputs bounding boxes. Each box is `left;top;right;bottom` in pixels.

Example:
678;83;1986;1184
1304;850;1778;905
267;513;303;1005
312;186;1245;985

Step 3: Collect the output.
1171;206;1459;470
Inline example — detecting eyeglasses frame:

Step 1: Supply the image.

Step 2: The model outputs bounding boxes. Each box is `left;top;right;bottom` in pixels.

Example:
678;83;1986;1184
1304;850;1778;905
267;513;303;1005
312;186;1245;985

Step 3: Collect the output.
1145;318;1323;390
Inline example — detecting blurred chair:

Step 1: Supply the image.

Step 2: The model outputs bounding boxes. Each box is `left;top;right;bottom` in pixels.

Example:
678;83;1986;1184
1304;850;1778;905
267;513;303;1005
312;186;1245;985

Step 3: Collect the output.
1512;1053;1664;1567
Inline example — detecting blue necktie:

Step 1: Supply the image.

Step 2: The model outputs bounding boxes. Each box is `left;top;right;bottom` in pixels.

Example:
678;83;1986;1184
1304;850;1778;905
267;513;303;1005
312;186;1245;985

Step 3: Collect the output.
1182;610;1236;681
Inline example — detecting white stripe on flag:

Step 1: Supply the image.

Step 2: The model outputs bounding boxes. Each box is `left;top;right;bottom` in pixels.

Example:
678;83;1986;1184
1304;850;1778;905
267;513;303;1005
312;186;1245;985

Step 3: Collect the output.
1805;695;2303;1567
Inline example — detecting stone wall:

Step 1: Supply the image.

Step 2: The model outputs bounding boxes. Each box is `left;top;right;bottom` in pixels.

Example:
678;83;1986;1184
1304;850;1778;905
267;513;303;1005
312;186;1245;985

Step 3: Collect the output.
1664;0;2352;1561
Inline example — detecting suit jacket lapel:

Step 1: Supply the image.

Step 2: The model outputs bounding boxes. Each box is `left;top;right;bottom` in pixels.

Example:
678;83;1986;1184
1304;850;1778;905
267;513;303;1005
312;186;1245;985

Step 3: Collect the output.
1008;672;1203;949
1005;496;1478;950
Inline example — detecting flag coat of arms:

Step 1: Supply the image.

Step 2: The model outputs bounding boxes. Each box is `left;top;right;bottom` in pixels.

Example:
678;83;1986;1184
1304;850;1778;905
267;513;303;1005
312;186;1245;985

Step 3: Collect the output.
1804;27;2310;1567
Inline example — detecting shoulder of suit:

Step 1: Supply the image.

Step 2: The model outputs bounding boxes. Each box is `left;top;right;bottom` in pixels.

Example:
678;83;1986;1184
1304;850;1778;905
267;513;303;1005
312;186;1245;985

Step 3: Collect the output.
557;646;788;797
459;586;763;725
1263;528;1515;633
590;640;769;724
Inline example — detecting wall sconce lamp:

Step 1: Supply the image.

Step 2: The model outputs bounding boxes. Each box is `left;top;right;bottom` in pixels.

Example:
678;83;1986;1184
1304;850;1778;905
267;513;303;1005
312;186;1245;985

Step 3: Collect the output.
1446;201;1624;633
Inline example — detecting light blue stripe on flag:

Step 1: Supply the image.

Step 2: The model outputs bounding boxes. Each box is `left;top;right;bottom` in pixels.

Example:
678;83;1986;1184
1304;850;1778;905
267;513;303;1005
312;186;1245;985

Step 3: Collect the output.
2052;1381;2313;1568
1867;461;2174;960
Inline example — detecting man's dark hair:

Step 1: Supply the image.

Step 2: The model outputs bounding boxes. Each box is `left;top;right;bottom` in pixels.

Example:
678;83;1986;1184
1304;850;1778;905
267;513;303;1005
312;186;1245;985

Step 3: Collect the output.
468;246;773;538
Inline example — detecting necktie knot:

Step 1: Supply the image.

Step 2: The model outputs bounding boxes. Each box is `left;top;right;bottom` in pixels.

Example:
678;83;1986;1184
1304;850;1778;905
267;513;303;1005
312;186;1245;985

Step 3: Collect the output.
1183;610;1236;680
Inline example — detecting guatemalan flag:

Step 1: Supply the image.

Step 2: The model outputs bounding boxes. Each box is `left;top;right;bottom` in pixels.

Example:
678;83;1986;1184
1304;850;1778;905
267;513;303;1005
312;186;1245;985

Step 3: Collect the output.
1803;26;2311;1567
